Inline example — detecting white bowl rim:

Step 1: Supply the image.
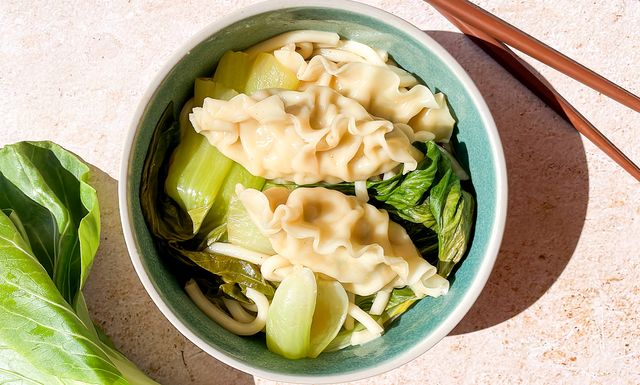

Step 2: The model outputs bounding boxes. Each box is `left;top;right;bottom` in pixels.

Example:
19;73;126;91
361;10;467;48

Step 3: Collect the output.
118;0;508;383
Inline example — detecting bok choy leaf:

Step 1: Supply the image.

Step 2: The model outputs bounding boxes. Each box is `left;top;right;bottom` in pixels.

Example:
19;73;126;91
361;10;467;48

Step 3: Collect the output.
429;169;475;278
139;101;194;243
0;141;158;384
370;142;475;277
164;242;275;303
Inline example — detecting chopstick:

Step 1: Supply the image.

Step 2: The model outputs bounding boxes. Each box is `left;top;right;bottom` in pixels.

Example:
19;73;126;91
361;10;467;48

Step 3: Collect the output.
425;0;640;182
424;0;640;114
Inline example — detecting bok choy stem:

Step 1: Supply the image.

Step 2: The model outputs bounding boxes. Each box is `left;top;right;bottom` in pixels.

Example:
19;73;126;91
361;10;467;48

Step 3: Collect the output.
164;98;235;234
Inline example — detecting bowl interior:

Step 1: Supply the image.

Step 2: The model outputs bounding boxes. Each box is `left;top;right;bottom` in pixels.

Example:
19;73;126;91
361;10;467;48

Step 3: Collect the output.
123;2;505;383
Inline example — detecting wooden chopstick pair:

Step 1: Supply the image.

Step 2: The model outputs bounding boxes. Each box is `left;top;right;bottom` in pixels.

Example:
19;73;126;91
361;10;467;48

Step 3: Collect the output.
424;0;640;182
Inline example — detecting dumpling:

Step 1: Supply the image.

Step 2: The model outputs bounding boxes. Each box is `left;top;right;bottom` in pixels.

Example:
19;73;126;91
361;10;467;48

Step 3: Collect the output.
236;185;449;298
274;43;456;142
190;85;423;184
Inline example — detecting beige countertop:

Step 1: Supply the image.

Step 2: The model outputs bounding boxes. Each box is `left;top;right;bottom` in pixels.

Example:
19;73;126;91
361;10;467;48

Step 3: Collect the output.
1;0;639;384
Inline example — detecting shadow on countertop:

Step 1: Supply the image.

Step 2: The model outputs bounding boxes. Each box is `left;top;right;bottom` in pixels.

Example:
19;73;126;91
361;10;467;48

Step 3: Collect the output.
424;31;589;335
83;167;254;385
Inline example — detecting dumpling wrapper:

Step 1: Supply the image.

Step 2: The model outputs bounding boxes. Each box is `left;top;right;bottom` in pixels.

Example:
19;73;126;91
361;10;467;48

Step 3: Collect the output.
236;185;449;298
190;85;423;184
275;45;456;143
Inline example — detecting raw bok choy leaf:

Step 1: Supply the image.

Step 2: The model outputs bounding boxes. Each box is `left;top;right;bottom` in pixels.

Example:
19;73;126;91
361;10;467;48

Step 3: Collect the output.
0;141;158;384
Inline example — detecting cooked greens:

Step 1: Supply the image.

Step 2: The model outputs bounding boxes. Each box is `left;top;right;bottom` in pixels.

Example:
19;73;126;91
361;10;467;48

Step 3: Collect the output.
370;141;474;277
266;267;317;359
164;84;236;235
429;168;475;278
213;50;298;95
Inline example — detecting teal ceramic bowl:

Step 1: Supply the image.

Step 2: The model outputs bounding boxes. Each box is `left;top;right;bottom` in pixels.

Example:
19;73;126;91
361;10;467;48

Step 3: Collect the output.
119;0;507;382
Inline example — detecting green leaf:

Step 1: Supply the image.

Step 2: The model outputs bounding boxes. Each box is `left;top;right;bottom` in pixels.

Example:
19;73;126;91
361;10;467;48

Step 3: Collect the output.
355;286;418;313
397;218;439;265
139;102;195;243
430;171;475;277
368;140;441;209
0;210;127;384
0;339;89;385
73;290;101;341
382;299;418;327
0;141;100;304
0;141;158;383
307;278;348;358
385;286;418;310
326;288;418;354
166;243;275;302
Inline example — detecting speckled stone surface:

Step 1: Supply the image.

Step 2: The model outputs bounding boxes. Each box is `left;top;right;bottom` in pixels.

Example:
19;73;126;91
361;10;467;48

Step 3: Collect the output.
1;0;639;384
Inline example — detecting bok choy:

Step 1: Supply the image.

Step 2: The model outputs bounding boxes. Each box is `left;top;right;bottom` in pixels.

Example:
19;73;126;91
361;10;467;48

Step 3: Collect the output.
0;141;158;384
164;82;236;234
